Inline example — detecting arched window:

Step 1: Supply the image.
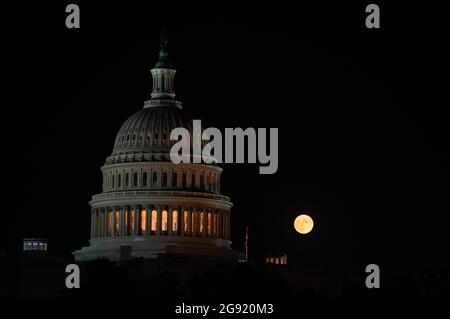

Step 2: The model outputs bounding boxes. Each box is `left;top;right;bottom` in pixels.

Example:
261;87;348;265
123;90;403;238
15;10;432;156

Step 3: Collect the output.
118;174;122;188
125;210;129;235
140;209;146;233
133;172;138;187
111;174;115;189
184;211;190;233
162;172;168;187
162;210;168;232
125;173;129;187
207;212;212;236
172;210;178;233
151;210;157;232
182;173;187;188
130;210;135;233
152;172;157;186
172;172;177;187
143;172;147;187
199;212;205;234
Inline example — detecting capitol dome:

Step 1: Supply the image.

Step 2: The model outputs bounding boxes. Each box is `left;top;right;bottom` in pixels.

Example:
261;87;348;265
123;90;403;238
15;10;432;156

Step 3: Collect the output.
107;105;194;164
74;31;233;261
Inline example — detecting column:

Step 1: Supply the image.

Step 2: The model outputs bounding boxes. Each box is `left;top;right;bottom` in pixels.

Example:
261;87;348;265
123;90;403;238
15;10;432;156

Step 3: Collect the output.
218;209;223;239
180;206;184;237
149;205;154;234
127;206;132;236
98;208;102;237
90;208;94;238
156;206;162;235
134;206;141;236
168;207;173;236
119;206;125;236
145;205;151;235
226;211;230;240
95;208;100;238
211;209;217;238
111;207;116;237
104;208;108;237
192;209;197;237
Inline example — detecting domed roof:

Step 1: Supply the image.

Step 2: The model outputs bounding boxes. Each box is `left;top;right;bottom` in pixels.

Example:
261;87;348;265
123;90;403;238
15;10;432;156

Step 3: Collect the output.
105;32;201;165
110;105;193;157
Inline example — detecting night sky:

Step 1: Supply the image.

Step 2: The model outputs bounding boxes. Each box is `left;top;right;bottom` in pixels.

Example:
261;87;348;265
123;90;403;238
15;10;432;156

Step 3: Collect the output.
2;1;448;278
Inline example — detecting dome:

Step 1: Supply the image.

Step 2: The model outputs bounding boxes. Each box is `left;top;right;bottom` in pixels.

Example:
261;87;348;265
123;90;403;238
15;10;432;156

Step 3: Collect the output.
74;31;234;262
111;105;193;156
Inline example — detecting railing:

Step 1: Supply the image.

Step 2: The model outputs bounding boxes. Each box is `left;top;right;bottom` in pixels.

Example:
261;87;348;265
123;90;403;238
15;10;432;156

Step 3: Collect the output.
91;190;230;202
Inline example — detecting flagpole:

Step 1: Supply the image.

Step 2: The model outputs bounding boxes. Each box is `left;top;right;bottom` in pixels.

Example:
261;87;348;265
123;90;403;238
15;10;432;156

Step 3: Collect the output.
245;226;249;263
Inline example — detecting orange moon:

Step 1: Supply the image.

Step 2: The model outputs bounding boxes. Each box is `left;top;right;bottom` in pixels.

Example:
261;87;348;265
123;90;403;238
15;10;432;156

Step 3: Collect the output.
294;214;314;234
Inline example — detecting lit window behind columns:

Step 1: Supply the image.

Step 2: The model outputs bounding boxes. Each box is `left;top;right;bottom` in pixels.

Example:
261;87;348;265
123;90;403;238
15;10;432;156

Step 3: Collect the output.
207;212;212;236
141;209;146;232
115;211;120;234
172;210;178;232
151;210;157;232
162;210;168;232
184;210;189;233
200;212;205;234
131;210;135;233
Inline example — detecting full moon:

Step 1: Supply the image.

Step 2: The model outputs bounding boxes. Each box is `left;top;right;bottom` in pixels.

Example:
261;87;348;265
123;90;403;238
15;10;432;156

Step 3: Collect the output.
294;214;314;234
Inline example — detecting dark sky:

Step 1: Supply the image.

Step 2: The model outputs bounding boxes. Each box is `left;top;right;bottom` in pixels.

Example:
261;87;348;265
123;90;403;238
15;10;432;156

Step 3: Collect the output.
2;1;448;277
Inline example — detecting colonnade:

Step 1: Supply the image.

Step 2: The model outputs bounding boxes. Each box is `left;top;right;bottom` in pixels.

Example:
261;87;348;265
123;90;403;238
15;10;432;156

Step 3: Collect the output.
90;205;230;240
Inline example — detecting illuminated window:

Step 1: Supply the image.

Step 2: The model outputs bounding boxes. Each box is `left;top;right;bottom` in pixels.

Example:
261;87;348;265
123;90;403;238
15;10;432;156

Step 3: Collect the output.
200;212;205;234
162;210;168;232
115;211;120;234
172;210;178;232
207;212;212;236
151;210;157;231
130;210;135;233
212;213;216;236
184;211;189;233
141;209;146;232
275;258;279;264
125;210;129;235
